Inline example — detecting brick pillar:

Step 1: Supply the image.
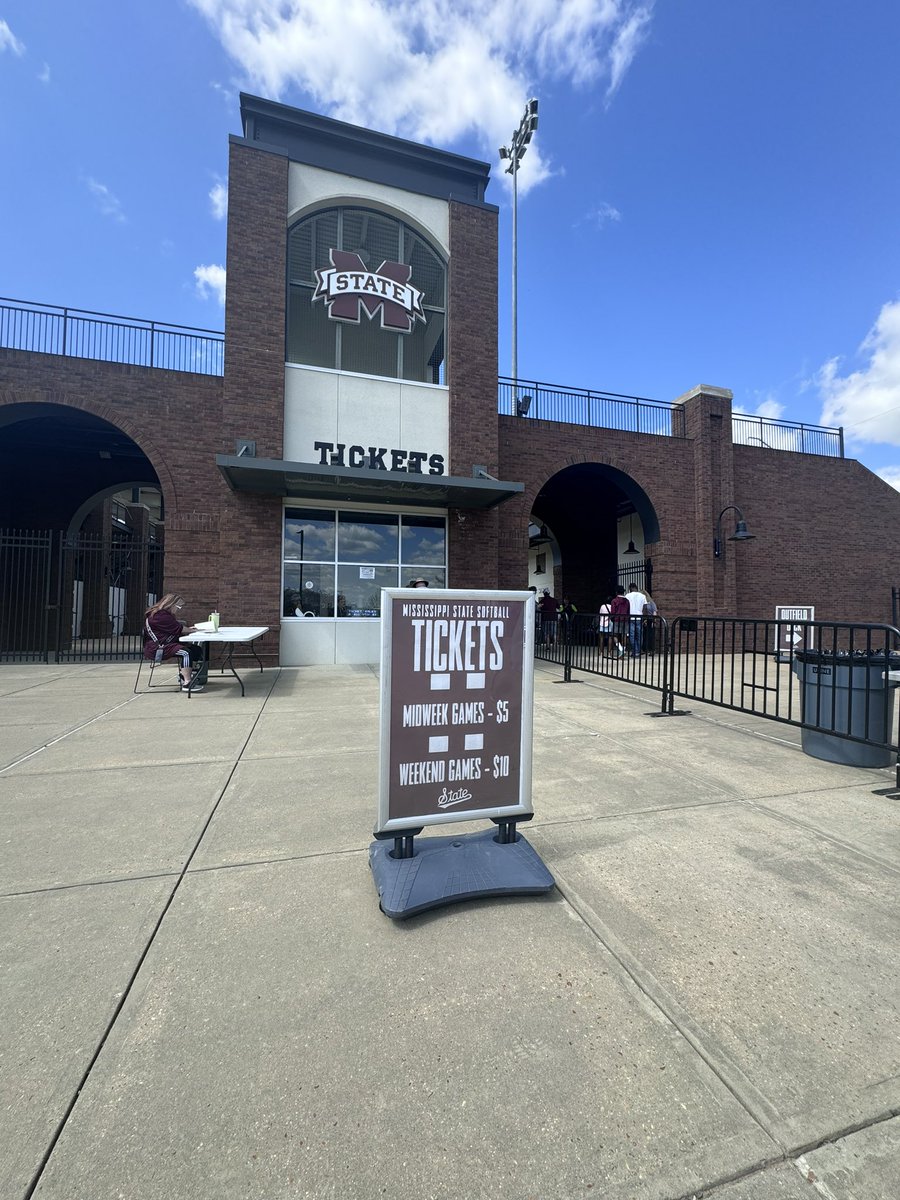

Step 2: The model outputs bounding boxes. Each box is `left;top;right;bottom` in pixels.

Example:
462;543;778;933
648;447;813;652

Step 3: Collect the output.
216;138;288;656
679;385;737;615
447;199;500;588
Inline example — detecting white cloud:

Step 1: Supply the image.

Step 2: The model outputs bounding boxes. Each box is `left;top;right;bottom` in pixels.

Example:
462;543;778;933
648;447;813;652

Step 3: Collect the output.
194;263;227;305
85;177;126;223
585;202;621;228
732;397;796;449
188;0;654;194
209;180;227;220
606;4;653;101
0;19;24;55
876;466;900;492
38;62;50;84
817;298;900;447
733;397;785;420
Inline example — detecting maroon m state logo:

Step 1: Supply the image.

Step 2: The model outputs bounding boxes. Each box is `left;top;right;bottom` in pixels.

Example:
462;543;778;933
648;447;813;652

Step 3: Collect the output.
313;249;426;333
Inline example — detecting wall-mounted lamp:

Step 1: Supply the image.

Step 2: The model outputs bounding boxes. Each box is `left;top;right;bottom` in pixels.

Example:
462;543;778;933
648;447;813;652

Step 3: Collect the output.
623;512;640;555
714;504;755;558
516;393;533;417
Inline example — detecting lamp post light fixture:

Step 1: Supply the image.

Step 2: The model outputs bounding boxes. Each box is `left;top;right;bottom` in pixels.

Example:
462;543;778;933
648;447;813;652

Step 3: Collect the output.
714;504;755;558
623;512;640;555
499;97;539;416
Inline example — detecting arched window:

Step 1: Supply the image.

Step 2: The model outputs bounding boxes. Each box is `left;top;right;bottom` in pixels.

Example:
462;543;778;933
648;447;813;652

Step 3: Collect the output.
287;206;446;384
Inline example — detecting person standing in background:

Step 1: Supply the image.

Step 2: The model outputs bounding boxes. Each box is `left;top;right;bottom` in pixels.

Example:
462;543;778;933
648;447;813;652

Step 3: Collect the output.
609;586;631;657
624;583;646;657
538;587;560;646
642;592;659;654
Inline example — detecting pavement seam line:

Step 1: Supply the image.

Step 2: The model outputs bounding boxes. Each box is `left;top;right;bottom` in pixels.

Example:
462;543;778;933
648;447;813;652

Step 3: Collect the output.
0;695;144;775
741;796;900;878
665;1106;900;1199
551;867;787;1146
19;669;282;1200
2;868;183;899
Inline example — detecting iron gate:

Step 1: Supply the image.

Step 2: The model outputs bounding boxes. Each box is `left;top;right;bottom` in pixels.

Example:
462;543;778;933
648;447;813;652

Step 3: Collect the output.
0;528;164;662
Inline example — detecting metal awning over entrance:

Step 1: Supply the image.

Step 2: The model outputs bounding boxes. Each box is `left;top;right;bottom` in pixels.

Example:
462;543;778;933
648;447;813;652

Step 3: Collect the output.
216;455;523;510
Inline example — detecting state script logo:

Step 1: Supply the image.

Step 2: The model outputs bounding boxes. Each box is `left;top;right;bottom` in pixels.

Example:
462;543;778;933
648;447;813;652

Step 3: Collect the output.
314;249;425;333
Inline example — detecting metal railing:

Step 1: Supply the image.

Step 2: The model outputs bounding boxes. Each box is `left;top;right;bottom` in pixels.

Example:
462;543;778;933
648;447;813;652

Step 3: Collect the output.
536;612;670;692
501;377;845;458
0;298;225;376
539;612;900;767
499;376;685;437
732;413;844;457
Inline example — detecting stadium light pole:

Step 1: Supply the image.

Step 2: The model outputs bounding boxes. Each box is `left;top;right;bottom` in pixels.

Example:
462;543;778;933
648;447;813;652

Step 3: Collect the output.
499;98;539;416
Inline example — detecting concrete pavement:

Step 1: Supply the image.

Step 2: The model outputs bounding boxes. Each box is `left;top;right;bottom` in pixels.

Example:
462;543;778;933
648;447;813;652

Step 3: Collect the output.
1;660;898;1199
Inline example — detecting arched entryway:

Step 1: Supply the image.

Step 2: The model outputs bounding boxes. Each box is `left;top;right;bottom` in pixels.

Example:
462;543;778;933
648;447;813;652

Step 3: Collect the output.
528;463;660;609
0;403;164;661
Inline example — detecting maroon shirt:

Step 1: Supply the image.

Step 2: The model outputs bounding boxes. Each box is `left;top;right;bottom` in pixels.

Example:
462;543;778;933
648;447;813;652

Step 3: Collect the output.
143;609;186;660
538;594;559;618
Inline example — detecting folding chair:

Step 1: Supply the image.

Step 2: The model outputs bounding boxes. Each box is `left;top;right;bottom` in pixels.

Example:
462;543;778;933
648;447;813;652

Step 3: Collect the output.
134;653;182;694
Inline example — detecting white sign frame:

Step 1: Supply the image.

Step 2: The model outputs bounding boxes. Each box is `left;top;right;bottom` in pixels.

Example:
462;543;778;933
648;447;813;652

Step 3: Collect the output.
774;605;816;657
377;588;535;834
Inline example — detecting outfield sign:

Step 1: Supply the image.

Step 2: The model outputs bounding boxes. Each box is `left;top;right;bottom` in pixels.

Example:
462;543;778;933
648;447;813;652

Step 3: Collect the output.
775;605;815;659
377;589;534;833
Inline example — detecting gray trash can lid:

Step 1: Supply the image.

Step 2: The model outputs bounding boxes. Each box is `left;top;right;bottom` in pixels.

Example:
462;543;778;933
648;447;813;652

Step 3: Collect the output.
793;648;900;665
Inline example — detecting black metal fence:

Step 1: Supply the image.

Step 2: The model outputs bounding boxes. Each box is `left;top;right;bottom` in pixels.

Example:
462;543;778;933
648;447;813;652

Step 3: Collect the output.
500;376;845;457
499;377;685;436
538;612;900;766
0;298;225;376
0;528;164;662
537;612;669;692
731;413;844;457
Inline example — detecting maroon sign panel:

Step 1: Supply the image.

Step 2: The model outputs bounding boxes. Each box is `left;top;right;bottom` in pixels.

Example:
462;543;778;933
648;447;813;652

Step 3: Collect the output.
377;591;534;833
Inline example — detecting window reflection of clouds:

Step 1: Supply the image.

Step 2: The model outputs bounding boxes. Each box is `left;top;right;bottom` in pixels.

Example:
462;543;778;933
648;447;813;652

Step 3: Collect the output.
284;510;335;561
338;517;399;564
401;518;445;565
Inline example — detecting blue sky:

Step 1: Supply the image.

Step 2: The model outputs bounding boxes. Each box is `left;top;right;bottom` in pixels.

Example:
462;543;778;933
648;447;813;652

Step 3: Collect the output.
2;1;899;485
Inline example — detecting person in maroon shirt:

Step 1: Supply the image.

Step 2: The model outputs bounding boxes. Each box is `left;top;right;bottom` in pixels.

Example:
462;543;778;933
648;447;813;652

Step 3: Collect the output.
142;593;204;691
537;588;560;646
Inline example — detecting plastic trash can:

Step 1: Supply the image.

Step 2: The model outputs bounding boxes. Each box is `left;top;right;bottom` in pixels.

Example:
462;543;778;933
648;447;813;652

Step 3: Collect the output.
792;650;900;767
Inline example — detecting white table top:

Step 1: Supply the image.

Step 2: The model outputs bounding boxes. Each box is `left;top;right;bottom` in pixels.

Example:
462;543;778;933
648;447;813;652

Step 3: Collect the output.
179;625;269;643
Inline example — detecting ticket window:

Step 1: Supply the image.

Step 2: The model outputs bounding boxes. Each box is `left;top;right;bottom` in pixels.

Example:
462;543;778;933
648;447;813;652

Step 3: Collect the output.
283;508;446;619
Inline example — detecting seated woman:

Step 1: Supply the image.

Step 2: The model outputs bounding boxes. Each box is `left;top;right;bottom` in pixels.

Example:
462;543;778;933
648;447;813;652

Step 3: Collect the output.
142;593;204;691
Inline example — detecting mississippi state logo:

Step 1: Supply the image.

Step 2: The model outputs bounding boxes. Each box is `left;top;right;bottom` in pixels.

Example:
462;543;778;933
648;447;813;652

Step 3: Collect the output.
313;249;425;333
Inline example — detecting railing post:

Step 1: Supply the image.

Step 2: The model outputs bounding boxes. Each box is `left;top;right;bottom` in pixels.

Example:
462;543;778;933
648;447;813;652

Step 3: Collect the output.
562;612;572;682
839;426;844;458
61;307;68;357
150;321;155;369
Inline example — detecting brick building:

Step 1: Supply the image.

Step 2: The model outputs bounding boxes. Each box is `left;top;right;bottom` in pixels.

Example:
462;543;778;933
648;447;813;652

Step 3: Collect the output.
2;94;899;664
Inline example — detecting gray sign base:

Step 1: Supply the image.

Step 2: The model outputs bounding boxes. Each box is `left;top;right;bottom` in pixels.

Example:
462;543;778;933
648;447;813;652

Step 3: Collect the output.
369;828;554;920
